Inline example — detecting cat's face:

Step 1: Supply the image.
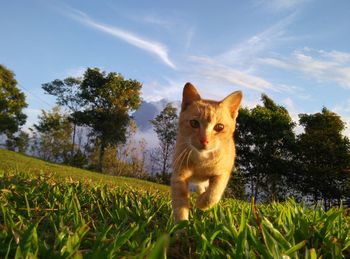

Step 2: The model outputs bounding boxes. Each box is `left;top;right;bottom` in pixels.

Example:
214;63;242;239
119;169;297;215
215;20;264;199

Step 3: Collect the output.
178;83;242;153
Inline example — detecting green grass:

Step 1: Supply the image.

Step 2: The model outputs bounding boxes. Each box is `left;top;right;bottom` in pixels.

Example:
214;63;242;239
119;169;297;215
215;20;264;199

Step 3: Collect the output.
1;149;350;258
0;149;168;193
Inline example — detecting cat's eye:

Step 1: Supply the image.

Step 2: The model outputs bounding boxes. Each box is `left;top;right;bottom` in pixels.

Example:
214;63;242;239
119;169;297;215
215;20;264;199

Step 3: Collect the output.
189;119;200;128
214;123;224;132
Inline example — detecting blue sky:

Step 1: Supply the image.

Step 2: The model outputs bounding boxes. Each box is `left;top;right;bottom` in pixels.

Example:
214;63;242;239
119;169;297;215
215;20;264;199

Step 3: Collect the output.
1;0;350;135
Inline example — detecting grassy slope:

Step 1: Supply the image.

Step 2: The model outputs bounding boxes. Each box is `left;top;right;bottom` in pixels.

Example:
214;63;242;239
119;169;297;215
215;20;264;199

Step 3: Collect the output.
0;149;168;193
0;149;350;258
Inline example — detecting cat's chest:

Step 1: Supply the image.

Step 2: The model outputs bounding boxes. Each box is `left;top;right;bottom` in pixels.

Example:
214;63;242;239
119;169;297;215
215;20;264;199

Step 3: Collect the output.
173;141;235;179
190;151;233;176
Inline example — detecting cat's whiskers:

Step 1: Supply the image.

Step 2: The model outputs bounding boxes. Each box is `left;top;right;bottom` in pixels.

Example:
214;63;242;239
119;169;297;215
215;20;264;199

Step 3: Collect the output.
178;147;191;170
189;142;219;157
173;142;191;168
173;148;187;168
186;149;193;169
173;146;190;170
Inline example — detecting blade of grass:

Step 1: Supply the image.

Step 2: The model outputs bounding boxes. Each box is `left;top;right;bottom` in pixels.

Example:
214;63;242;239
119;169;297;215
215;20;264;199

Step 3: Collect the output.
284;240;307;256
148;234;169;259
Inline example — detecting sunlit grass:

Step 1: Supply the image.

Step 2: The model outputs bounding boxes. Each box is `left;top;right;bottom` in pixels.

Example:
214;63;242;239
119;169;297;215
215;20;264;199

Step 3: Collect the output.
0;149;168;193
0;149;349;258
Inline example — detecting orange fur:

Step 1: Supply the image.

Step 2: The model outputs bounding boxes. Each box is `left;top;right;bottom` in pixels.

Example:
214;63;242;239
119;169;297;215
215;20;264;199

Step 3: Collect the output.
171;82;242;222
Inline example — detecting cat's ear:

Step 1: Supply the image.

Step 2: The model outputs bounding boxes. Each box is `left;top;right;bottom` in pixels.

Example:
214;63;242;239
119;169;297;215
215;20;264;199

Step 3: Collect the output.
182;82;201;110
221;91;242;119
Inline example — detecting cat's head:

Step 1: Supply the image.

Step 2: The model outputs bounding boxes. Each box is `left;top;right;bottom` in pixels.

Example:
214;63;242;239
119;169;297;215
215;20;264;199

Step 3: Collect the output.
178;82;242;153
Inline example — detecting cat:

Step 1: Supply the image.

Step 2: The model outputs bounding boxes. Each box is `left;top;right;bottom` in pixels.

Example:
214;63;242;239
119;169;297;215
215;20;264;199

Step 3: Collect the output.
171;82;242;223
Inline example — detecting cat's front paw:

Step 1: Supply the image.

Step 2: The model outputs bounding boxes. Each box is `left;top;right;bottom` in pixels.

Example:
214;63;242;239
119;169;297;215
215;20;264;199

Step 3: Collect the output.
196;192;211;210
196;192;220;210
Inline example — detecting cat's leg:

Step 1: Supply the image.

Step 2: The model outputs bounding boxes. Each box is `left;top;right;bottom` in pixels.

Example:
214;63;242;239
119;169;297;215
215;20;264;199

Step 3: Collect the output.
171;176;190;223
196;180;209;194
196;174;230;210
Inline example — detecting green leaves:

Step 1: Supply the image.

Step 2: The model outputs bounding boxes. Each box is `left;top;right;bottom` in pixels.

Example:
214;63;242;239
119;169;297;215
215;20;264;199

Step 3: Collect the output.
235;94;296;202
57;224;90;258
150;102;178;183
41;67;143;171
0;64;27;134
14;224;39;258
297;108;350;205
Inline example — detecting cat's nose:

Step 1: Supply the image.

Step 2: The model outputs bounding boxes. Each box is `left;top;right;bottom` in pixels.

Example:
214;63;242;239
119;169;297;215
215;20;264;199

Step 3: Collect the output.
200;138;209;146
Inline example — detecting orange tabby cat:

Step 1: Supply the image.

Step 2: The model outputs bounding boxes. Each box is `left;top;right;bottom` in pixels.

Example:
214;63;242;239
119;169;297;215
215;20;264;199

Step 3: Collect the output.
171;82;242;222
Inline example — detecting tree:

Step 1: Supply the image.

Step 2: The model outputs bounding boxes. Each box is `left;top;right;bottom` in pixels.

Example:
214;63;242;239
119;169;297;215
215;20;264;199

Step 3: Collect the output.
42;68;142;172
34;106;73;163
74;68;142;172
42;77;82;157
0;65;27;135
6;130;29;153
296;107;350;207
84;120;147;178
150;103;178;184
116;120;148;178
235;94;296;202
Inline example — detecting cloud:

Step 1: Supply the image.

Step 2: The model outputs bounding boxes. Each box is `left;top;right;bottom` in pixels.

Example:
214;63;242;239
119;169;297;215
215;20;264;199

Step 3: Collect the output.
65;66;87;78
319;50;350;64
219;13;296;68
178;14;297;94
333;101;350;137
23;108;42;130
64;7;176;69
111;10;299;101
185;26;195;50
142;78;184;102
260;49;350;88
256;0;310;11
282;97;295;110
140;14;173;28
188;55;294;93
135;128;158;149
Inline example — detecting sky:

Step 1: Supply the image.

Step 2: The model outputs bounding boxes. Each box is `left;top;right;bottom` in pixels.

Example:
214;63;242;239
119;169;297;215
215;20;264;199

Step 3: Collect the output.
1;0;350;136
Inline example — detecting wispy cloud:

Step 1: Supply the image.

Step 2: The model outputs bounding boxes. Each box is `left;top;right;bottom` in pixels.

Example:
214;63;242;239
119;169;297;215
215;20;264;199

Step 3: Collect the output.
256;0;310;11
219;13;296;68
63;7;176;69
180;15;298;94
260;49;350;88
333;101;350;137
188;55;293;93
23;108;42;129
65;66;87;78
140;14;173;28
142;78;184;102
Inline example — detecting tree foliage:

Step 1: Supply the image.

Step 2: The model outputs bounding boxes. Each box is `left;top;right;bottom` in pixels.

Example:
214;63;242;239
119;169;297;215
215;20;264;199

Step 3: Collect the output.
150;103;178;184
0;64;27;134
235;96;350;205
42;77;82;156
87;120;148;179
42;68;142;172
235;94;296;201
33;106;73;163
296;107;350;206
6;130;29;153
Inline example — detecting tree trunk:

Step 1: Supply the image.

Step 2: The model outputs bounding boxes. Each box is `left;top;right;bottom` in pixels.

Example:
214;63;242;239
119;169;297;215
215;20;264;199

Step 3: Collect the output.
71;123;76;157
98;139;106;172
162;144;169;182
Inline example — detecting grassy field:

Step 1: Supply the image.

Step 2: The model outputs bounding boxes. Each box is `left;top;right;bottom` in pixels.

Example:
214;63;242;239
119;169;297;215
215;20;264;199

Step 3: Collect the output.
0;149;349;258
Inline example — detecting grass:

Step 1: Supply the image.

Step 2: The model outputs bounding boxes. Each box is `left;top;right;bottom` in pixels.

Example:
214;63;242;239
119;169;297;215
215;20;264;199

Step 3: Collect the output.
1;149;350;258
0;149;168;193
